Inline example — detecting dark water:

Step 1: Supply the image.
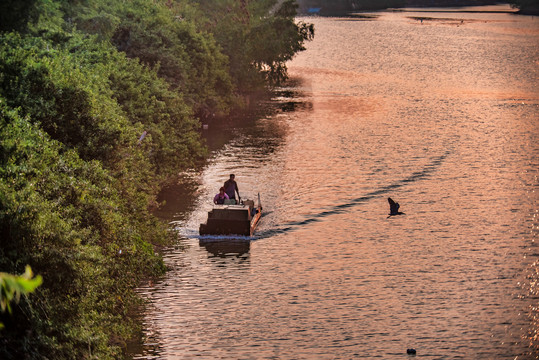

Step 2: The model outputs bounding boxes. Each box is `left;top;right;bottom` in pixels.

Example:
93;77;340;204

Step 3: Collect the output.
130;5;538;359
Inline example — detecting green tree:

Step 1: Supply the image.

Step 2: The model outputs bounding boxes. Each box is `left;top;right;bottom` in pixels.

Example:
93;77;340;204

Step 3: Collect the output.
247;0;314;85
172;0;314;90
68;0;236;119
0;266;42;330
0;101;165;358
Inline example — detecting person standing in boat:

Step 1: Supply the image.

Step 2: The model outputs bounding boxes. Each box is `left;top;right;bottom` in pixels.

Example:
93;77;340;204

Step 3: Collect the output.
213;187;229;205
224;174;240;203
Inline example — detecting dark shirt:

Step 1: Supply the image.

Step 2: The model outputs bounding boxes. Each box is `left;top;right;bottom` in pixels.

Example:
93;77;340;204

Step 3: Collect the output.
224;179;238;199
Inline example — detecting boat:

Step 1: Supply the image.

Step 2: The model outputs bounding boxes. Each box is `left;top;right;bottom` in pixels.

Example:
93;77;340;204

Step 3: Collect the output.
199;194;262;236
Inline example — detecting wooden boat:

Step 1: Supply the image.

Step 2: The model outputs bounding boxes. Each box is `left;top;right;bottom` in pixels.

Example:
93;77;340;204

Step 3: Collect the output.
199;194;262;236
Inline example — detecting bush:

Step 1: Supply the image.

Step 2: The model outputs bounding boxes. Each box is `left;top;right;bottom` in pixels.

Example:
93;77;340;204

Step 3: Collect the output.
68;0;236;119
0;102;166;358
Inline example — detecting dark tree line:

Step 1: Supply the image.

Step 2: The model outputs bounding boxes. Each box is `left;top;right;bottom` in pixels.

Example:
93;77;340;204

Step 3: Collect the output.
295;0;537;14
509;0;539;13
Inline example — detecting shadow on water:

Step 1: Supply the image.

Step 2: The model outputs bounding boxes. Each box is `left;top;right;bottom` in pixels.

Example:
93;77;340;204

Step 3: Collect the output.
257;150;450;238
154;80;313;224
202;83;312;153
154;173;201;222
199;238;251;258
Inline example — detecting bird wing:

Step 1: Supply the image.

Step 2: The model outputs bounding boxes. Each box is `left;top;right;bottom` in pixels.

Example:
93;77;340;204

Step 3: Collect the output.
388;197;400;214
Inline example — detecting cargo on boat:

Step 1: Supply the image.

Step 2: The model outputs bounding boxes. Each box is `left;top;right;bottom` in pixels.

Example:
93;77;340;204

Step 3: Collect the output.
199;194;262;236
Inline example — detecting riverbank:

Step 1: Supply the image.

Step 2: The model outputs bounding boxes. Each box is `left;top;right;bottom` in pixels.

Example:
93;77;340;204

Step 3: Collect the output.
0;1;313;358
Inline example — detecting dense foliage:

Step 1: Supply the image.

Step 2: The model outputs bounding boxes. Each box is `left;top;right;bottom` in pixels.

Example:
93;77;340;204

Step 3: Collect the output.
67;0;236;119
0;0;313;358
178;0;314;89
0;102;168;358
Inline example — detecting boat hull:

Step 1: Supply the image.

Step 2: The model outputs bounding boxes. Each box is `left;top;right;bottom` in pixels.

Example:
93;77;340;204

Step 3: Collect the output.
199;199;262;236
199;218;252;236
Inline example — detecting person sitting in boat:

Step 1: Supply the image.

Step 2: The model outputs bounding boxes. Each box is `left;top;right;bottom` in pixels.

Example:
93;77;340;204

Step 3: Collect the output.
213;187;229;205
224;174;240;203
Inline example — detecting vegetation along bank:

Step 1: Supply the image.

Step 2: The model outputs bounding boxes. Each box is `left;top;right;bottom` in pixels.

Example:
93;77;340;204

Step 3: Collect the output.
0;0;313;358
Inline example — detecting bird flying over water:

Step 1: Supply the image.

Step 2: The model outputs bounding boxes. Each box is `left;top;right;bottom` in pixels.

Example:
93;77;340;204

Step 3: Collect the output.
388;197;404;216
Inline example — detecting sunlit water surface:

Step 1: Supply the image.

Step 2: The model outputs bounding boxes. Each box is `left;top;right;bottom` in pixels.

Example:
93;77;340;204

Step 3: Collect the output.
130;6;538;359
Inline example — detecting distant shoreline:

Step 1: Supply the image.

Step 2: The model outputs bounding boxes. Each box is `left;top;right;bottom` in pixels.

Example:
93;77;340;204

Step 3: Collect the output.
515;8;539;15
298;3;539;16
385;7;518;13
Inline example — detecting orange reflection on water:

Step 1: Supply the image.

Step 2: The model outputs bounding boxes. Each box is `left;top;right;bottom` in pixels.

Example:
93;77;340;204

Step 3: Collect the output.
132;7;539;359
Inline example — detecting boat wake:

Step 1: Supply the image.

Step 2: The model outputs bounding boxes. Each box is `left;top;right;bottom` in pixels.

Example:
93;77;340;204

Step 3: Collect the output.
177;227;259;241
177;151;449;240
256;151;450;238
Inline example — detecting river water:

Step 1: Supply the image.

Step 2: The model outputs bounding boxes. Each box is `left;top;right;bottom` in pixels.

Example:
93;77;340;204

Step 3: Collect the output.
130;5;538;359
